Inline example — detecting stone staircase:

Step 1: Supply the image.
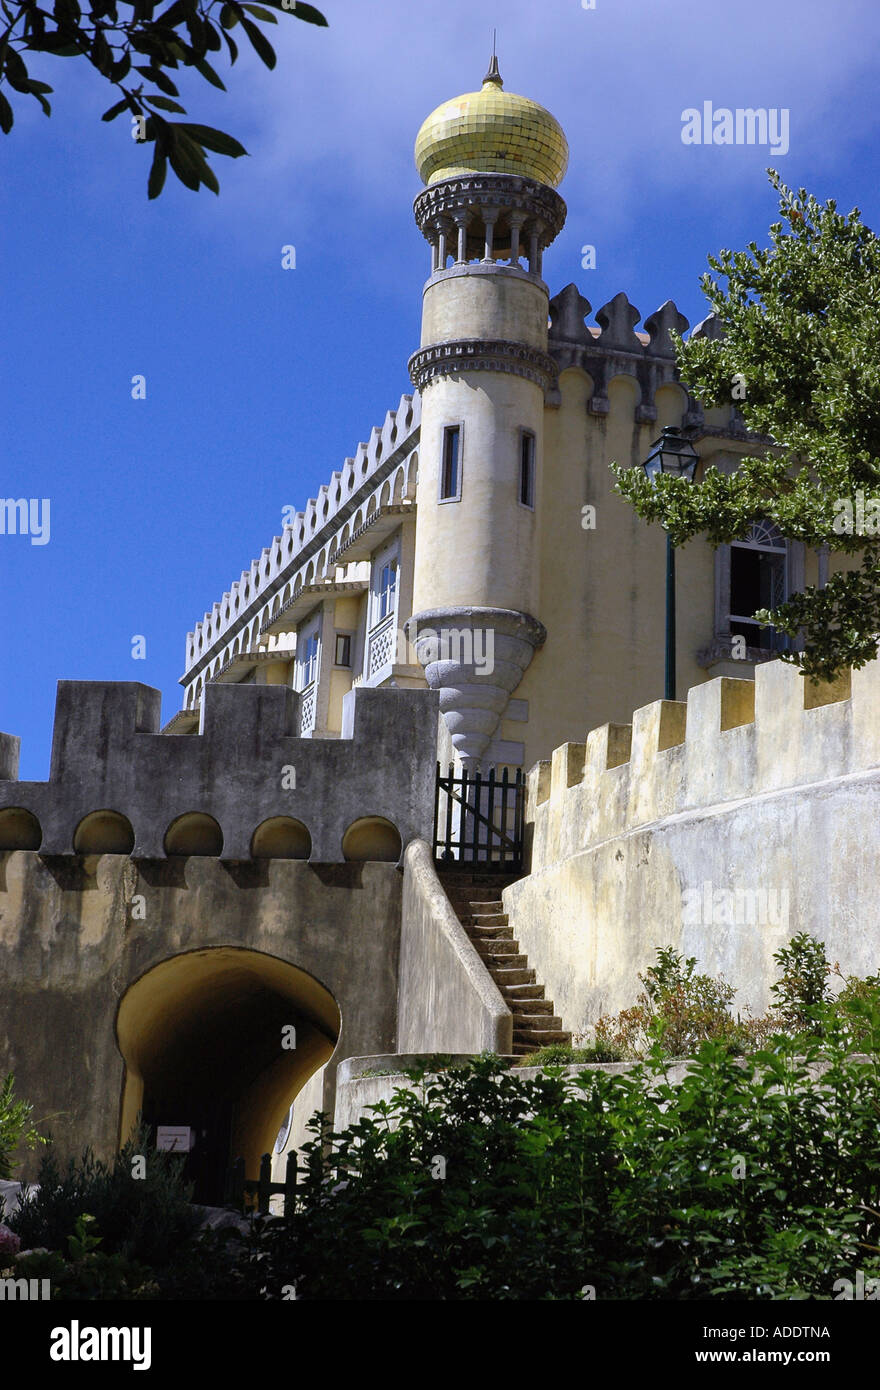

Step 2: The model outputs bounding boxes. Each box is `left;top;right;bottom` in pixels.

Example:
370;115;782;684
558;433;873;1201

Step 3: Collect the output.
440;872;571;1057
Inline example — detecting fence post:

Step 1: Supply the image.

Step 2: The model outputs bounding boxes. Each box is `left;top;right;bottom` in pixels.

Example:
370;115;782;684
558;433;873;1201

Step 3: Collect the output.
284;1150;298;1213
228;1155;245;1211
258;1152;272;1214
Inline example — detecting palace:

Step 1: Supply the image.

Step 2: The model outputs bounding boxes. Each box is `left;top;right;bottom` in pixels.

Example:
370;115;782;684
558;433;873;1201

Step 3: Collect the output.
1;58;877;1205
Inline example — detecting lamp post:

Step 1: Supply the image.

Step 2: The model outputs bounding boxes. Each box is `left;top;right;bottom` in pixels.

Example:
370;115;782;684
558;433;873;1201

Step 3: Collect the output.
641;426;699;702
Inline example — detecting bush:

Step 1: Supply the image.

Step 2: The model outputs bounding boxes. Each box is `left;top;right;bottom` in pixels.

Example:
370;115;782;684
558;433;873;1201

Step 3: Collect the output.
592;947;769;1059
7;1126;269;1299
517;1042;624;1067
262;1033;880;1300
9;1125;200;1270
0;1073;46;1181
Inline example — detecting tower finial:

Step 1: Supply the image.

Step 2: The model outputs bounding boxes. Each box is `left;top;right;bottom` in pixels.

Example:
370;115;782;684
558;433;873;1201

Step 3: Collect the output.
483;35;502;87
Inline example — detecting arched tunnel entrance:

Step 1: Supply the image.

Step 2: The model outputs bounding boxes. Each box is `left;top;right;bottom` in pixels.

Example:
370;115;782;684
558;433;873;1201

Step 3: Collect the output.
116;948;340;1205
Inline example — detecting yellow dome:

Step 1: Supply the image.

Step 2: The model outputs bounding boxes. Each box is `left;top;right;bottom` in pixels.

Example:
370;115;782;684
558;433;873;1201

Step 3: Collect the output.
414;62;569;189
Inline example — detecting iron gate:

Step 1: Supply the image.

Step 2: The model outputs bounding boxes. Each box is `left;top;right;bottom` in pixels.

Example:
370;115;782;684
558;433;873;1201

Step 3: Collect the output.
433;763;524;871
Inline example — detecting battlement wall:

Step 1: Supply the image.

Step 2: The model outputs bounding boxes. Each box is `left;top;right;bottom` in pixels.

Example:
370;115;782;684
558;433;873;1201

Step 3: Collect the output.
505;658;880;1030
0;680;438;862
184;392;421;696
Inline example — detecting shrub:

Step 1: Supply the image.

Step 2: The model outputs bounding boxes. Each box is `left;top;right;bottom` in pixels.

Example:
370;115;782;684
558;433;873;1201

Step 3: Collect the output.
0;1073;46;1181
592;946;766;1059
770;932;833;1033
262;1035;880;1300
9;1125;200;1269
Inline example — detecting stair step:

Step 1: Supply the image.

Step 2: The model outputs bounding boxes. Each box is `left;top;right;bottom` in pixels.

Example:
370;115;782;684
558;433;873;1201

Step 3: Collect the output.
514;1013;562;1029
474;939;521;957
510;999;554;1016
489;967;536;986
513;1029;572;1047
462;922;513;938
469;912;508;926
504;983;546;1000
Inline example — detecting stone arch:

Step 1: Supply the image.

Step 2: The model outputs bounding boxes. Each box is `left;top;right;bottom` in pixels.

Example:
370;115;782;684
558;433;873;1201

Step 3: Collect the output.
654;381;690;429
0;806;41;850
392;467;405;503
74;810;135;855
405;451;418;499
164;813;223;857
607;372;641;417
251;817;311;860
341;816;402;863
116;947;340;1203
379;480;391;509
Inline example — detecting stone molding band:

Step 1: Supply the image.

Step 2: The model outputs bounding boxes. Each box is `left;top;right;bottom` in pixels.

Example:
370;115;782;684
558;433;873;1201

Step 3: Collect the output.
409;339;558;394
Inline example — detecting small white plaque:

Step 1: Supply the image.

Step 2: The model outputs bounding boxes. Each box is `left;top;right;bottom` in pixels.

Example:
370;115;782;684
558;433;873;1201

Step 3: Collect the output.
156;1125;193;1153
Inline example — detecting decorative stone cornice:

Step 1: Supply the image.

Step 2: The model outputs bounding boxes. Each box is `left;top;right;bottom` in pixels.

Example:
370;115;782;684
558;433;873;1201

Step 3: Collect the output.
408;338;558;394
414;172;566;248
405;607;547;768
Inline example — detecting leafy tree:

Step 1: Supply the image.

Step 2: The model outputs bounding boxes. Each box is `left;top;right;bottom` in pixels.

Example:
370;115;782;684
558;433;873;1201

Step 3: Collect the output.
0;0;327;197
614;171;880;681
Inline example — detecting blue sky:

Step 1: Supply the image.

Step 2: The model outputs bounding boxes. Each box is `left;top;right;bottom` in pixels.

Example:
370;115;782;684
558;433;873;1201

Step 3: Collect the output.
2;0;879;778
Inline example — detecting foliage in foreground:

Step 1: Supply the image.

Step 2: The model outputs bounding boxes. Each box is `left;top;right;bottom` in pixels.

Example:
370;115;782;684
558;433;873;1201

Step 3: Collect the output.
0;1071;46;1181
6;1124;263;1298
0;0;327;197
266;1013;880;1300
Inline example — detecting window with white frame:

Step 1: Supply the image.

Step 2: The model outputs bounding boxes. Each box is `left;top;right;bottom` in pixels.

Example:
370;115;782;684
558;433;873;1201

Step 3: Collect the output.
296;615;321;689
729;520;790;652
371;539;399;629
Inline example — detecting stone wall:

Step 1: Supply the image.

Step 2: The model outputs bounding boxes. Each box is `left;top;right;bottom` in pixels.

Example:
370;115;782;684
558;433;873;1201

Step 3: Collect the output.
397;840;512;1055
0;680;438;861
504;658;880;1033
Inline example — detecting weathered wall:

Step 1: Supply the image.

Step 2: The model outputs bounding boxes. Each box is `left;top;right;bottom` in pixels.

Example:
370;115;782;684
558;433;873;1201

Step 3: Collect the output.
398;840;512;1055
0;679;438;861
0;679;440;1177
0;852;404;1176
504;658;880;1033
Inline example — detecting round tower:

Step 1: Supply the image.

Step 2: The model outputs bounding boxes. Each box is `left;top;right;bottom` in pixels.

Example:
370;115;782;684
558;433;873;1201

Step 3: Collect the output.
406;57;568;767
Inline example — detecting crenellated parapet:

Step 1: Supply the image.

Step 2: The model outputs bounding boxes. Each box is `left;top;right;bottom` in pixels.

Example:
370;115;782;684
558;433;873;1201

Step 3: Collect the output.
547;285;765;436
182;392;422;703
526;658;872;872
0;680;439;862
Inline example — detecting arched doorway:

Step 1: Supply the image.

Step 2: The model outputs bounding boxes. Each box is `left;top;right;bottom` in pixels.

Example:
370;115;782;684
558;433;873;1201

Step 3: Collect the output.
116;948;340;1205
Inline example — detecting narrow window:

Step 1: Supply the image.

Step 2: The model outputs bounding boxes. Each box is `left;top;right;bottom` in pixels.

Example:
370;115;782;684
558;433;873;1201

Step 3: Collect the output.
441;426;460;500
520;431;535;508
729;521;788;652
335;634;352;667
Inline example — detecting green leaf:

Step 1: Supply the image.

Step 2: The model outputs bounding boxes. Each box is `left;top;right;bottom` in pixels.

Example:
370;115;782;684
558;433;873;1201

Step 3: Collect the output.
101;97;130;121
3;47;31;93
144;94;187;113
241;4;277;21
0;89;13;133
192;55;226;90
219;3;239;27
177;123;246;157
275;0;327;23
239;15;276;67
218;26;238;62
147;145;167;199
